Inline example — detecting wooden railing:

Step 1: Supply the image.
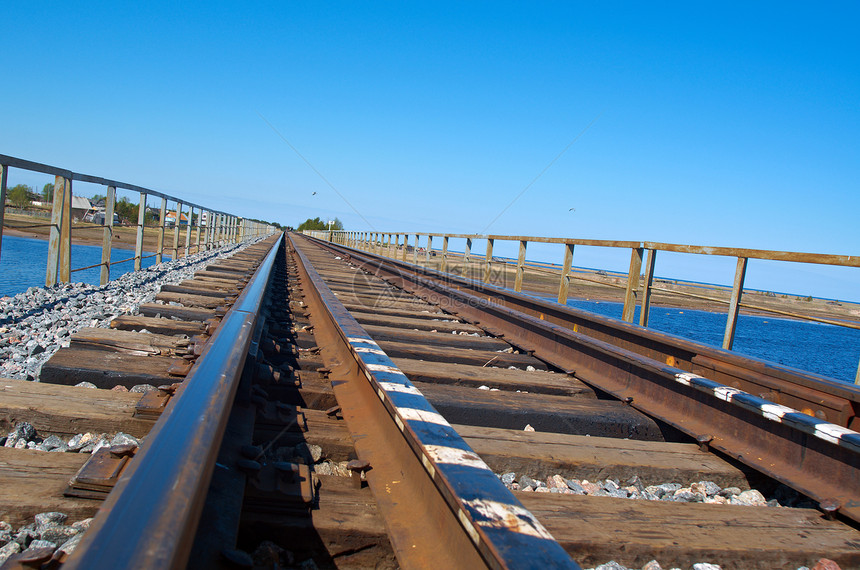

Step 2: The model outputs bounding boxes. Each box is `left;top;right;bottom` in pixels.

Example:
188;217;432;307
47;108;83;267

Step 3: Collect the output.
307;229;860;383
0;154;275;286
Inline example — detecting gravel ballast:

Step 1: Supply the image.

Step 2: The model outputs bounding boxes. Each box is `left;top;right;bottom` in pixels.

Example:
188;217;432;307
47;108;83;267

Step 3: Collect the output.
0;239;264;381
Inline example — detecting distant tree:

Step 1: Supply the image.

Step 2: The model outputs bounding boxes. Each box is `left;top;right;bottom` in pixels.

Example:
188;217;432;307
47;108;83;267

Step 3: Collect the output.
42;183;54;203
8;184;33;208
114;197;138;224
297;217;326;231
296;216;343;231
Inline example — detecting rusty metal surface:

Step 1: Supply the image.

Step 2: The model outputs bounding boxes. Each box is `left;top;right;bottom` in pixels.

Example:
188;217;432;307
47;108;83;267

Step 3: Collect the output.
304;235;860;524
64;234;283;570
290;235;578;569
314;236;860;427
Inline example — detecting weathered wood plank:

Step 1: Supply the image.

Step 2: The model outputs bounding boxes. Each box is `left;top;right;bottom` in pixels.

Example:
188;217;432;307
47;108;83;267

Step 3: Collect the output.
376;339;547;370
186;276;239;287
415;381;662;440
0;377;152;438
138;302;216;321
340;303;446;320
111;315;207;336
520;492;860;569
457;424;749;487
0;447;97;527
159;284;231;298
155;291;226;309
351;311;482;334
361;324;507;351
329;291;434;309
40;347;184;388
195;269;248;281
327;282;393;294
178;279;238;292
393;358;594;397
239;475;396;568
71;327;191;355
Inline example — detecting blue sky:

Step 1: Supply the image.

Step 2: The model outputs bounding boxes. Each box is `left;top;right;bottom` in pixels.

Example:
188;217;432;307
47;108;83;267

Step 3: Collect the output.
2;2;858;299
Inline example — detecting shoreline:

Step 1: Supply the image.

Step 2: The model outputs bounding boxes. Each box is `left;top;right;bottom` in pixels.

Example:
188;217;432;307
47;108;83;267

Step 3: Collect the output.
2;221;205;255
3;226;141;253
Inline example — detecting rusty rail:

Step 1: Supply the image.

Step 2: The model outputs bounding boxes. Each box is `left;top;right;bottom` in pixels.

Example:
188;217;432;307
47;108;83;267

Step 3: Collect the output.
304;234;860;525
290;234;578;569
63;233;284;569
311;229;860;384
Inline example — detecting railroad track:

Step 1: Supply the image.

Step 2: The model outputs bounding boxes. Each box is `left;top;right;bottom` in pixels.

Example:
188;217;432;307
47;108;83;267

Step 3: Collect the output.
0;232;858;569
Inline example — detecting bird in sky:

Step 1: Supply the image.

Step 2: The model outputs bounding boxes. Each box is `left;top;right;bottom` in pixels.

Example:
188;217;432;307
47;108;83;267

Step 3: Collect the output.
312;191;317;196
569;208;575;212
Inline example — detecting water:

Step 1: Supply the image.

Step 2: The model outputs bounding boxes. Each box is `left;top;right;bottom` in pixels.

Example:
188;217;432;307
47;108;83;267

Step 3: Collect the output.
561;298;860;383
0;235;169;296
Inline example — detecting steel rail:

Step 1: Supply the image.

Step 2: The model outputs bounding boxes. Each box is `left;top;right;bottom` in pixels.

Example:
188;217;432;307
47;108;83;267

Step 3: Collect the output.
300;235;860;524
289;235;578;569
64;233;284;570
312;236;860;429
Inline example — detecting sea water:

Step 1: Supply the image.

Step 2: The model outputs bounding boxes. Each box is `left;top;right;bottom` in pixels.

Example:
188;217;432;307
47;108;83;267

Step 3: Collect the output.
0;235;169;297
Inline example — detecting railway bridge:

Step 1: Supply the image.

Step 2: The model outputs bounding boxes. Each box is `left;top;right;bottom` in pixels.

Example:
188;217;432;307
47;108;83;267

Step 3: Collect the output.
0;156;859;569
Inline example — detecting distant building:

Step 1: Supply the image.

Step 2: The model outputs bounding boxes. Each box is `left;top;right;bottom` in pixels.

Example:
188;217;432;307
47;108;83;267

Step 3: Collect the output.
165;211;189;226
71;196;92;220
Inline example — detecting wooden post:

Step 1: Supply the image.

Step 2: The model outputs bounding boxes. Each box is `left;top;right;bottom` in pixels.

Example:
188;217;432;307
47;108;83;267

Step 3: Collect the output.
394;234;400;257
172;202;182;261
46;175;72;286
195;210;203;252
442;236;449;273
185;207;194;255
134;193;146;271
722;257;748;350
0;164;7;263
426;235;433;263
622;247;644;322
484;239;494;283
156;198;167;263
465;238;472;266
99;186;116;285
557;243;575;304
208;214;214;248
402;234;408;262
639;249;657;327
515;240;528;292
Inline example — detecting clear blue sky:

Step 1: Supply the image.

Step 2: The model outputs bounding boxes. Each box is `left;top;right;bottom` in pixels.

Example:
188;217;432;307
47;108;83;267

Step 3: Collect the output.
2;2;858;299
